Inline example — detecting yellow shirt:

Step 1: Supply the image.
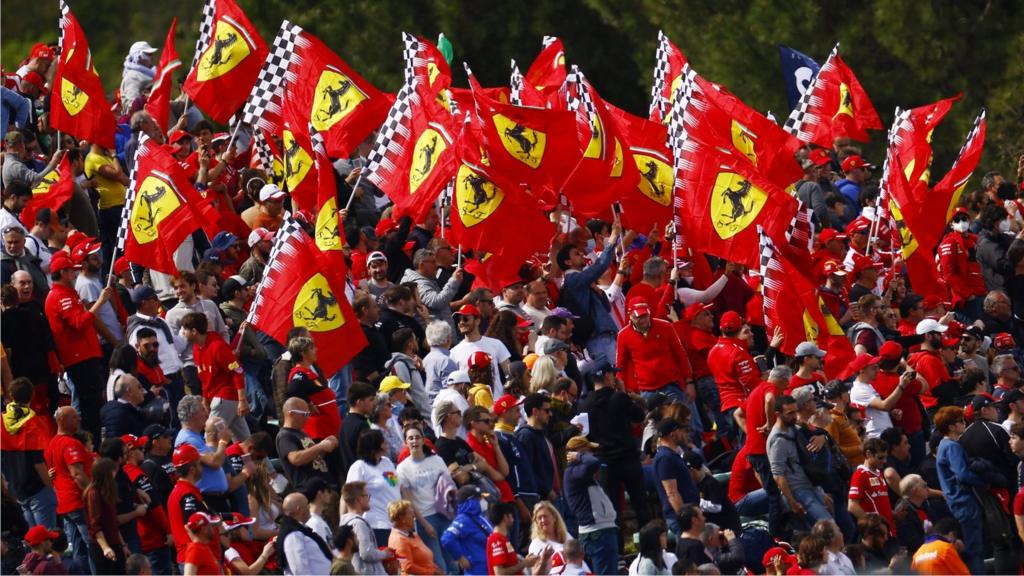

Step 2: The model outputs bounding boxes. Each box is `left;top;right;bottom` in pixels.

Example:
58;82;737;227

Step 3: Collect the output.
84;151;126;209
468;383;493;410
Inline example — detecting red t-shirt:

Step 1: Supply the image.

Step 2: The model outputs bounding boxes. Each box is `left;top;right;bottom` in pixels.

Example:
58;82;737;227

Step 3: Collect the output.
44;433;93;514
728;447;763;503
183;541;222;576
872;371;924;434
848;465;894;532
486;531;518;575
744;381;775;455
908;350;950;409
707;337;760;411
1015;487;1024;516
285;365;340;440
194;333;244;401
467;433;514;502
785;372;827;396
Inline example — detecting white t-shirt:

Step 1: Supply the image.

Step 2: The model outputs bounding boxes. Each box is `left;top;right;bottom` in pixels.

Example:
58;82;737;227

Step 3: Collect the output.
450;335;511;397
850;379;892;438
396;454;450;517
306;512;334;549
432;388;469;439
345;457;401;530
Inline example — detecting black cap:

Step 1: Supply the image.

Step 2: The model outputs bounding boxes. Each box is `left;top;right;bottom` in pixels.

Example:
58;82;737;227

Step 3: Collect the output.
582;359;620;385
682;449;704;469
656;418;682;437
646;392;671;413
971;393;997;411
823;380;850;399
301;477;329;500
1000;389;1024;405
456;484;484;503
142;424;170;448
35;207;53;224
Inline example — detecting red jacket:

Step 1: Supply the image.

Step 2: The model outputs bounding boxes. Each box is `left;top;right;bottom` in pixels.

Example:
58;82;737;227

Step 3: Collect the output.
908;349;950;409
938;232;987;305
193;333;244;402
707;336;760;411
617;318;692;392
123;463;171;553
673;323;717;380
44;283;102;368
168;480;220;563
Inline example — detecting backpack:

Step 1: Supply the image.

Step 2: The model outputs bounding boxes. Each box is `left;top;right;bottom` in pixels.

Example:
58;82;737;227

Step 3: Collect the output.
778;427;835;490
434;470;457;520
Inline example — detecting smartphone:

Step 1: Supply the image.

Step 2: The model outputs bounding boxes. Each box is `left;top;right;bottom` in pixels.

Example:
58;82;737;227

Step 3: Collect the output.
754;355;769;373
905;370;917;380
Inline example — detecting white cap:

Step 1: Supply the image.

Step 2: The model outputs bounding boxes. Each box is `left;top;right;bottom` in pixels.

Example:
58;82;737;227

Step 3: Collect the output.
247;227;273;248
259;183;286;202
444;370;471;387
129;41;158;54
915;318;948;335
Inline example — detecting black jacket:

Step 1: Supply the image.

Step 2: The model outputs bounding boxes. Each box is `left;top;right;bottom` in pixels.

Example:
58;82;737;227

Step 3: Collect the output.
351;322;389;385
960;419;1017;489
1;301;56;383
99;400;148;438
579;387;645;461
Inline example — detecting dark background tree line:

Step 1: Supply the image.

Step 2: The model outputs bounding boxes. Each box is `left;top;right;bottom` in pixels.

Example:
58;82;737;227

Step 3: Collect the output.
3;0;1022;183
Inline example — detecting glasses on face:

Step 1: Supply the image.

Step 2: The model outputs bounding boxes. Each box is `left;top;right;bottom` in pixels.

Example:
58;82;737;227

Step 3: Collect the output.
288;410;311;417
477;418;493;425
457;317;474;324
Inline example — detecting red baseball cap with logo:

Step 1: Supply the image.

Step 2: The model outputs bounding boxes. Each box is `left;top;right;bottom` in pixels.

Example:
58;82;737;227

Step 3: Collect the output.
822;259;847;277
683;302;714;322
719;310;744;332
808;148;831;166
49;251;78;273
848;353;881;373
30;43;55;61
878;341;904;360
172;444;201;467
468;351;492;370
24;525;60;546
492;394;524;417
186;511;221;532
121;434;149;450
841;154;874;173
627;297;651;318
454;304;481;318
818;229;846;245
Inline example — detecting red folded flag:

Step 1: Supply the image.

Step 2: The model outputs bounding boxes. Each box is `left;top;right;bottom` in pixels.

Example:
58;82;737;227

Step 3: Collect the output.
144;18;182;133
885;154;949;302
50;1;117;149
20;154;74;228
309;125;347;273
123;137;219;274
404;33;452;97
280;122;317;213
784;44;881;146
929;110;987;243
182;0;268;124
248;221;367;376
524;36;567;98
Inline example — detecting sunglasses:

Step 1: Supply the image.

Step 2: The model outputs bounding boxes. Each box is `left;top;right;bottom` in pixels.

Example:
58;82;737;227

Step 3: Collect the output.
288;410;311;417
477;418;494;424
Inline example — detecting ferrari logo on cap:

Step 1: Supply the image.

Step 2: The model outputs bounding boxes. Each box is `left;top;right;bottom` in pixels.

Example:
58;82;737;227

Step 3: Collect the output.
456;164;504;228
710;172;768;239
60;78;88;116
197;19;252;82
633;152;672;207
314;197;342;252
410;128;447;194
131;174;181;245
282;130;312;192
311;68;368;131
293;273;344;332
493;114;546;169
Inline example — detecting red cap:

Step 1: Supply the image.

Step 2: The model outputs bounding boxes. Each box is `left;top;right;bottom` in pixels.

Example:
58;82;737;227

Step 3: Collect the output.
492;394;523;417
849;353;881;373
683;302;713;322
878;341;903;360
222;512;256;531
71;240;101;264
500;277;525;290
841;154;874;173
454;304;481;318
719;310;744;332
172;444;201;467
49;251;78;273
762;547;797;570
952;207;970;219
186;511;221;532
995;333;1015;349
468;351;492;370
845;215;872;236
121;434;149;450
30;43;55;61
374;218;399;237
627;297;651;318
24;525;60;546
818;229;846;245
168;130;192;144
808;148;831;166
113;256;131;275
922;295;948;311
65;231;91;250
822;259;847;277
21;71;45;91
850;253;881;277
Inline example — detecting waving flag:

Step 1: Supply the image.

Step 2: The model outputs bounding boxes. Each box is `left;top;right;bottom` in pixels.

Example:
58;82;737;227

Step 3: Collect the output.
889;94;962;199
21;154;74;227
523;36;567;98
238;21;308;135
403;32;451;96
606;103;673;233
248;220;367;377
144;18;182;133
509;60;547;107
50;1;117;149
117;136;218;274
648;31;689;124
784;44;881;146
778;45;820;112
309;125;346;271
280;122;316;212
886;154;949;301
931;109;987;230
183;0;268;123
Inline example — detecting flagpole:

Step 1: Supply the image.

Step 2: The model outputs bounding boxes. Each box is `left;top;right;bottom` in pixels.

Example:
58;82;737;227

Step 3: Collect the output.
344;172;364;211
225;120;244;154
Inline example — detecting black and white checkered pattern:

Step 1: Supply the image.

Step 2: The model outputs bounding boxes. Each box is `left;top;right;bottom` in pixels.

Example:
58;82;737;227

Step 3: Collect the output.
955;109;985;161
875;108;902;223
401;32;429;89
666;64;699;154
783;43;838;142
247;218;303;325
649;30;671;120
509;59;524;106
250;130;275;174
111;136;149;274
365;84;416;187
542;36;558;49
758;225;786;335
58;0;71;52
239;21;306;132
785;200;815;252
191;0;217;70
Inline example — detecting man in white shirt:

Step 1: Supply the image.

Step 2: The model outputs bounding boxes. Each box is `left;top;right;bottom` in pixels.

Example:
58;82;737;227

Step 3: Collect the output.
303;478;335;549
126;285;188;425
522;279;552;328
848;353;910;438
279;492;333;576
450;304;511;398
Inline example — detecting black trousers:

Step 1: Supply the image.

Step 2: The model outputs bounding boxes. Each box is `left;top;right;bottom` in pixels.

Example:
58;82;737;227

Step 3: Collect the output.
67;357;105;440
88;540;126;575
599;454;651;530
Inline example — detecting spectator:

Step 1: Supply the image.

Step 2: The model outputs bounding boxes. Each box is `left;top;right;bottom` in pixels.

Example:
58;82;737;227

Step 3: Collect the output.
84;458;128;574
768;395;833;528
385;328;430;414
359;251;394;302
451;303;512;398
181;312;251;442
276;397;338;491
910;516;971;575
278;492;333;576
2;269;58;415
339;481;390;575
516;393;558;502
351;292;389;385
340;381;375;471
238;228;273;285
396;425;454;572
0;377;55;530
285;336;340;442
848;353;909;438
18;525;67;575
706;311;760;439
45;406;93;571
812;519;856;575
617;296;693;400
2;131;63;189
423;320;458;403
934;406;985;574
378;285;426;353
345;430;401;545
302;477;335;546
2;225;48;304
441;485;492;575
173;395;232;512
652;418;699;533
330;524;358;575
892;473;944;554
401;248;462;330
847;437;894;528
99;374;148;438
563;435;618;575
486;501;547;575
555;222;621;363
126;286;188;424
388;499;441;575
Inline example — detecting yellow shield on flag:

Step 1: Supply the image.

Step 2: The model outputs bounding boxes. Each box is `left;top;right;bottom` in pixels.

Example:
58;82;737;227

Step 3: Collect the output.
311;69;368;132
662;74;684;125
293;273;344;332
888;199;918;258
409;128;447;194
282;130;313;192
710;172;769;239
632;153;673;207
834;82;854;119
731;120;757;165
945;180;971;222
583;112;605;160
131;175;181;245
610;139;624;178
802;308;821;342
60;78;88;117
455;164;504;228
197;19;252;82
493;114;546;169
33;171;59;196
314;197;342;252
426;62;441;86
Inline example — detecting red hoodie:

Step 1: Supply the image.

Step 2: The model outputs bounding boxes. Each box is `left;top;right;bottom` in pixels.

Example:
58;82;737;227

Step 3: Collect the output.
193;332;244;402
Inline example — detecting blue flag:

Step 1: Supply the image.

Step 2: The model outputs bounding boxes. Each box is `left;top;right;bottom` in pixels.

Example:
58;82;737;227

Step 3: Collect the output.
778;45;821;112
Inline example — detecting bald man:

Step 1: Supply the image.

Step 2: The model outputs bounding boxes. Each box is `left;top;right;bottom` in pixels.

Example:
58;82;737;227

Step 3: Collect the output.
278;492;332;575
45;407;94;570
275;397;337;490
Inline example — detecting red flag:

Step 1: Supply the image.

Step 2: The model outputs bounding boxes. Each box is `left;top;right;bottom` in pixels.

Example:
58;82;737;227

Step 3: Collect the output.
605;103;674;234
307;125;350;279
282;30;393;158
648;31;689;124
404;33;451;96
449;85;511;112
248;221;367;376
886;155;949;301
784;45;881;146
123;137;218;274
929;110;987;239
280;122;317;213
144;18;182;133
524;36;567;97
20;154;75;227
890;94;961;199
182;0;268;124
50;2;117;149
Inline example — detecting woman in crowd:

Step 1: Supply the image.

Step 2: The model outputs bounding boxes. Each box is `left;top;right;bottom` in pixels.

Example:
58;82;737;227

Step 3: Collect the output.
633;521;670;575
85;458;130;574
246;464;280;542
387;499;442;575
396;425;455;573
345;429;402;546
934;405;986;574
485;310;528;362
528;500;589;573
372;393;403;462
529;355;558;394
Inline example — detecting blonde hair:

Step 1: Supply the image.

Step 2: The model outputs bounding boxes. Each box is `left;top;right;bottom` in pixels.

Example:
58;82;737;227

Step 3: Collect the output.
530;500;568;544
530;355;558;393
387;499;413;523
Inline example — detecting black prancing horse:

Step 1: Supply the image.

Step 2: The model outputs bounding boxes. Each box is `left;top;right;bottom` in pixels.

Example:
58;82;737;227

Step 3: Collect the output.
298;288;337;326
718;178;755;227
504;124;538;158
205;32;238;70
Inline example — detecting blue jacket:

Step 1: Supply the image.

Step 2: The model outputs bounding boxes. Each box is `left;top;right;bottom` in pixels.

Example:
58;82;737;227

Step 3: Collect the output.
515;425;555;498
564;452;617;532
936;437;984;511
560;247;617;337
441;498;492;575
496;428;537;498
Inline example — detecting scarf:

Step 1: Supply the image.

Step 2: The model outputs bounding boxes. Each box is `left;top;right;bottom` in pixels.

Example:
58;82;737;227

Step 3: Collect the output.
123;58;155;78
3;403;35;434
276;515;332;572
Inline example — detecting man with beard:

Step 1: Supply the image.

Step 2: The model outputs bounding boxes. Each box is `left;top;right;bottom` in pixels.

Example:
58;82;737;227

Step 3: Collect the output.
907;319;955;410
378;284;426;353
358;251;394;303
238;227;273;285
958;325;991;380
848;294;887;356
133;327;168;393
72;239;121;351
127;286;188;426
2;130;63;190
2;270;58;413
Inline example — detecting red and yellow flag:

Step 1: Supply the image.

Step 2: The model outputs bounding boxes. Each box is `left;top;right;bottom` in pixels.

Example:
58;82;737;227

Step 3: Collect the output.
144;18;182;133
20;154;75;228
606;103;673;234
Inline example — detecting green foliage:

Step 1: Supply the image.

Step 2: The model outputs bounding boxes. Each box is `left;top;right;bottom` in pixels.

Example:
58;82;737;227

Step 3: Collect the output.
3;0;1021;179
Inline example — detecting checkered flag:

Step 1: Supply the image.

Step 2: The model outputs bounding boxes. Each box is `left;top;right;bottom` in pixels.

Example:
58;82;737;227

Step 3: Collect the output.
191;0;217;70
247;218;304;325
509;59;524;106
785;200;815;253
402;32;426;88
239;21;306;132
250;129;276;174
58;0;71;52
110;135;148;277
875;108;902;223
649;30;672;120
666;64;699;154
758;225;786;336
954;109;986;163
364;84;417;187
784;43;838;141
542;36;558;49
